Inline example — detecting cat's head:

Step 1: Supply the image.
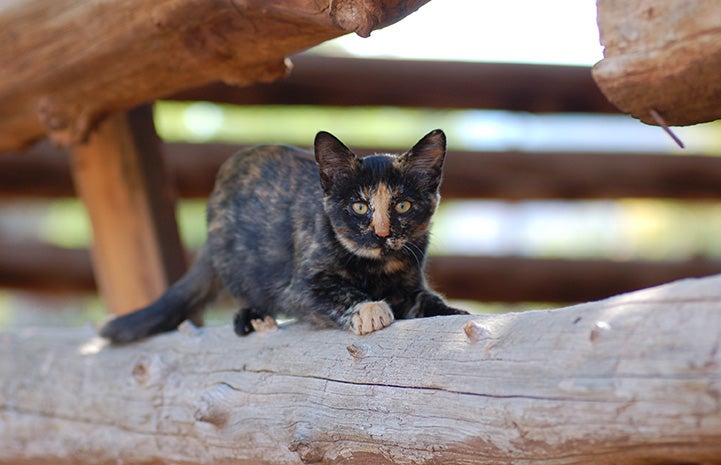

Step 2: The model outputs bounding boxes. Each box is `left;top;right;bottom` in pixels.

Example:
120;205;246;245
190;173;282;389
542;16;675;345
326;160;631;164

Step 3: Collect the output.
314;129;446;261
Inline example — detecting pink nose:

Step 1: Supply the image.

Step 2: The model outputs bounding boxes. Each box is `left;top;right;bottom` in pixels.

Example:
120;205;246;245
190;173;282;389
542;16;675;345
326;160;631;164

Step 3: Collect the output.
375;227;390;238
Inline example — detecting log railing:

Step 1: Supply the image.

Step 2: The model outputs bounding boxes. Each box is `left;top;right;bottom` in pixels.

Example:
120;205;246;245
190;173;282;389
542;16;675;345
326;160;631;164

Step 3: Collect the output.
3;56;721;303
5;140;721;201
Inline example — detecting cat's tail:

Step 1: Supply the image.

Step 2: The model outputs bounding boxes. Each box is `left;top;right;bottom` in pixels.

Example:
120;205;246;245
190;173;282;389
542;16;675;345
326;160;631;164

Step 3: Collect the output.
99;243;222;343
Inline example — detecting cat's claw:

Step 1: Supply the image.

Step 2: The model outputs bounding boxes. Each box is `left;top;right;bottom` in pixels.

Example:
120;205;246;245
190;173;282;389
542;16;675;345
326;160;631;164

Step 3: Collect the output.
350;301;395;335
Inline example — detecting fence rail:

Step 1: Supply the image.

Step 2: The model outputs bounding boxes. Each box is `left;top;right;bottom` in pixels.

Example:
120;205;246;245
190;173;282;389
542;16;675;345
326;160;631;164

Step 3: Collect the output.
1;57;718;304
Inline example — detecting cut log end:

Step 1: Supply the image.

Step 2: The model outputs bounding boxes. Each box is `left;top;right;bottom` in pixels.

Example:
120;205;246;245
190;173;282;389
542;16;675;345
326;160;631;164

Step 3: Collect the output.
593;0;721;126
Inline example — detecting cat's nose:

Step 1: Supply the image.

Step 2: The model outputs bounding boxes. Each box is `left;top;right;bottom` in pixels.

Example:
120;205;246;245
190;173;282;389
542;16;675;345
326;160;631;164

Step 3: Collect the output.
374;227;390;238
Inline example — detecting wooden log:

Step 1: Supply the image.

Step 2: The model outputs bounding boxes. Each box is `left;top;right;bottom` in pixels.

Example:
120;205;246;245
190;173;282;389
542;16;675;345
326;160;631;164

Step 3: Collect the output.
439;149;721;200
5;141;721;200
0;0;429;151
172;55;618;113
70;106;186;315
1;274;721;464
0;241;95;293
593;0;721;126
0;140;75;198
3;239;721;304
426;255;721;303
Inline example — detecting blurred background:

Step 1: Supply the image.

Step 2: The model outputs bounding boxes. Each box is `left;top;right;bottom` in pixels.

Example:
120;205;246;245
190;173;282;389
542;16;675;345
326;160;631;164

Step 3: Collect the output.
3;0;721;329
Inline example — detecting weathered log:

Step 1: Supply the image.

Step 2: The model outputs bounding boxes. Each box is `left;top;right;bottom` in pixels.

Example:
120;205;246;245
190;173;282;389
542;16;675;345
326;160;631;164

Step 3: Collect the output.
593;0;721;126
6;140;721;200
173;55;618;113
0;0;428;151
3;239;721;303
2;274;721;464
426;255;721;303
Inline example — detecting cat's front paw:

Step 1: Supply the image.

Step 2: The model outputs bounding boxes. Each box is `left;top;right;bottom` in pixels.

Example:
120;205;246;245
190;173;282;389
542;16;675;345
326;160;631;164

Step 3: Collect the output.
349;301;394;335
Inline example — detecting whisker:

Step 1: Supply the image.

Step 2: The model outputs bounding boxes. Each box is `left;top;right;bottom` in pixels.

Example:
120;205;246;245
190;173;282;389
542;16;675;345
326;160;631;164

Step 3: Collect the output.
402;243;421;268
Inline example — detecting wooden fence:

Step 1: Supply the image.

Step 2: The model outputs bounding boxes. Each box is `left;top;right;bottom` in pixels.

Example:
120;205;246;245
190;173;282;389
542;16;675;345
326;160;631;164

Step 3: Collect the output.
3;2;721;464
2;56;721;304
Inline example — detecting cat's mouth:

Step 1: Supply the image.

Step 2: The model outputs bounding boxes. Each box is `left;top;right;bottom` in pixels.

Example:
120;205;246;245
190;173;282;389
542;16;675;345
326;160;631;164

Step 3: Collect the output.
336;232;406;260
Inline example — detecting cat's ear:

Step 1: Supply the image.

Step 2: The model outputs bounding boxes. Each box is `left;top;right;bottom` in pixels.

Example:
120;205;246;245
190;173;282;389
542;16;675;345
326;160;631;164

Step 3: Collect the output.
398;129;446;186
314;131;359;192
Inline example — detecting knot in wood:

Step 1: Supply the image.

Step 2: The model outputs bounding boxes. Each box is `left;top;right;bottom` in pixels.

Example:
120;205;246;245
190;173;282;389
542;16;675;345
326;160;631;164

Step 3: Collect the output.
464;320;490;342
590;321;612;343
178;320;202;338
131;354;164;387
347;343;370;360
36;97;92;147
194;383;234;427
328;0;378;38
289;438;325;464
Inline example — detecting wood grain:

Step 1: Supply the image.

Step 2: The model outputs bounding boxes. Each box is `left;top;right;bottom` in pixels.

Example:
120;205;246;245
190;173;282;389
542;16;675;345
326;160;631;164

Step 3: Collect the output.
1;273;720;464
0;0;429;151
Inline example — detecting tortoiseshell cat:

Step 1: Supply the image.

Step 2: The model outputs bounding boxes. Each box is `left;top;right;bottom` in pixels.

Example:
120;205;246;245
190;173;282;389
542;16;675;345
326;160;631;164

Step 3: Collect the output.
101;129;467;343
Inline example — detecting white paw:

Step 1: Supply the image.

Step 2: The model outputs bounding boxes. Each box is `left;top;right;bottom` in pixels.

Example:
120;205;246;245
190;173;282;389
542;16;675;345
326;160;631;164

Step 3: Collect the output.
251;316;278;333
350;301;394;335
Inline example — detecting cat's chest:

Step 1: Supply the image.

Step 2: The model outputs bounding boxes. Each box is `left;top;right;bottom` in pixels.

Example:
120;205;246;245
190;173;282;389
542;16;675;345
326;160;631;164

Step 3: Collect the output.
341;257;417;294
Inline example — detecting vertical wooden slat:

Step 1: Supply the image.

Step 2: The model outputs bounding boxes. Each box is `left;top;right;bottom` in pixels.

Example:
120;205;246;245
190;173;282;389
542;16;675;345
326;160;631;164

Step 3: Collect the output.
71;105;185;315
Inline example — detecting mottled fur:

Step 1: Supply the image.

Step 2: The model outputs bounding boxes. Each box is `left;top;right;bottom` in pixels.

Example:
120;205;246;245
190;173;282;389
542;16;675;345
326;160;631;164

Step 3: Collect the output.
100;130;467;343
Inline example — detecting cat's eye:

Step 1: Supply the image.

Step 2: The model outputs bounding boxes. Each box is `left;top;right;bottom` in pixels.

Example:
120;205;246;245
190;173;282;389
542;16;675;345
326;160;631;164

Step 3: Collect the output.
395;200;412;213
351;201;369;215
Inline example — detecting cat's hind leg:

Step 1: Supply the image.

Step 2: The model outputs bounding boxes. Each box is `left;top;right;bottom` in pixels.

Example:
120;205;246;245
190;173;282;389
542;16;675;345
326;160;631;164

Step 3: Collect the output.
233;307;278;336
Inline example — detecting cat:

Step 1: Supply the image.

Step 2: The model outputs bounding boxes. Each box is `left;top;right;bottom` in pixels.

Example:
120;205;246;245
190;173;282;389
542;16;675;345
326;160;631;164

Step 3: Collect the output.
100;129;467;343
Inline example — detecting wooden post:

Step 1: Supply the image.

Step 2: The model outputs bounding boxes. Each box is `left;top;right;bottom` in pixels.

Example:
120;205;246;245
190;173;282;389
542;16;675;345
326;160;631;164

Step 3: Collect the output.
71;105;185;315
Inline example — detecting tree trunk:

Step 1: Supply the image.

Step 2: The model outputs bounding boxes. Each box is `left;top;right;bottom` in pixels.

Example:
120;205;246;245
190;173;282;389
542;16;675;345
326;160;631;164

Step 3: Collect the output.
2;274;721;464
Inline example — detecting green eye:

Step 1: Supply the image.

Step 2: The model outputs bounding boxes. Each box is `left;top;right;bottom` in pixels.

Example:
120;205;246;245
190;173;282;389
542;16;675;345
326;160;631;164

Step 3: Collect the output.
395;200;412;213
351;201;369;215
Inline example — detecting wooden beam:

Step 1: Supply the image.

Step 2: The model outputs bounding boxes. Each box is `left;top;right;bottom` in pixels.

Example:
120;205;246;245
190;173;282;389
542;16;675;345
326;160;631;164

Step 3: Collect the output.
3;240;721;304
70;106;186;314
0;241;95;293
0;0;429;151
593;0;721;126
440;149;721;200
5;141;721;200
2;274;721;464
172;55;618;113
426;255;721;303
